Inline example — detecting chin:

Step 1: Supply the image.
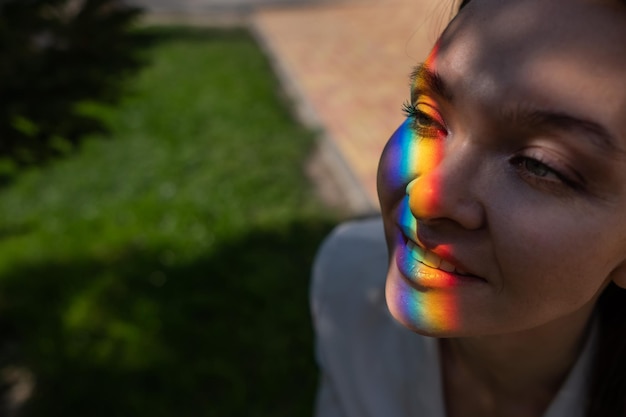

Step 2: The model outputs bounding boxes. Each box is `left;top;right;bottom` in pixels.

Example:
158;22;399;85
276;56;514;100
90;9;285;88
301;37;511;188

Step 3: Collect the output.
384;263;463;338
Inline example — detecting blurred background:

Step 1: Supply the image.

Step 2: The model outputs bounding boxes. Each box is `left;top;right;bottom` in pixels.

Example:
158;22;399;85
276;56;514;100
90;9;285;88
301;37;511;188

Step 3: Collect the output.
0;0;442;415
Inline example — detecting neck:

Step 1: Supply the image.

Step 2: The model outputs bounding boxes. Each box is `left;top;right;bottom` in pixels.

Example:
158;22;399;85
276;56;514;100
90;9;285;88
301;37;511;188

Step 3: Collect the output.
441;302;595;414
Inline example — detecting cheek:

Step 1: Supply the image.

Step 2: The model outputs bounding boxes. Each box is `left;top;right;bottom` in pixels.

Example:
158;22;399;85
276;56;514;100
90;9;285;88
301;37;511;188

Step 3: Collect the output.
492;212;617;309
377;120;444;212
377;120;418;208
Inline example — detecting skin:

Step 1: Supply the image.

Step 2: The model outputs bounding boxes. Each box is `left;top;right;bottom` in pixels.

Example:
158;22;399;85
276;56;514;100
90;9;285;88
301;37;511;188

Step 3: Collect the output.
376;0;626;415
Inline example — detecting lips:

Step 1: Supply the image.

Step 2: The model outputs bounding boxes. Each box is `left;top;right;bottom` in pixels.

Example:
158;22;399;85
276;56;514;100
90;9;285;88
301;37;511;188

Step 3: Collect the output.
406;240;470;275
394;224;486;288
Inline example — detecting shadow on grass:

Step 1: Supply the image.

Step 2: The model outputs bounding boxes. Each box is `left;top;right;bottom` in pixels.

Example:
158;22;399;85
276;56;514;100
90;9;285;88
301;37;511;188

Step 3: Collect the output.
0;217;336;417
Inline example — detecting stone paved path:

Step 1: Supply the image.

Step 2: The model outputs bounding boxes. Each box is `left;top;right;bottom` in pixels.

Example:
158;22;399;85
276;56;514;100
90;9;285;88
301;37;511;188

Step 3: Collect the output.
133;0;444;213
252;0;444;211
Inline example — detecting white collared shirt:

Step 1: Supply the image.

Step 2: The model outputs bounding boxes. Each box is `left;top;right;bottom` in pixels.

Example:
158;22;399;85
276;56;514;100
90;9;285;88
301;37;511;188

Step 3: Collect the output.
311;217;594;417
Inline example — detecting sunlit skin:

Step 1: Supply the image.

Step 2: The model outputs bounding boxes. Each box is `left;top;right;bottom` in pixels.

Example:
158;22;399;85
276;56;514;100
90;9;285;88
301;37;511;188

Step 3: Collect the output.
377;0;626;415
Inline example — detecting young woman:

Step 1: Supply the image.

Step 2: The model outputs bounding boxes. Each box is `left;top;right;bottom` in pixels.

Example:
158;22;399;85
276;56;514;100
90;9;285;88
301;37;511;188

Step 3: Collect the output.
311;0;626;416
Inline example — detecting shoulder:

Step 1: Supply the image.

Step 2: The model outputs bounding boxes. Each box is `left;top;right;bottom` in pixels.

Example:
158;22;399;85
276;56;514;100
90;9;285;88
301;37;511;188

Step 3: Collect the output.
312;216;388;306
311;217;434;417
310;215;391;349
311;217;390;340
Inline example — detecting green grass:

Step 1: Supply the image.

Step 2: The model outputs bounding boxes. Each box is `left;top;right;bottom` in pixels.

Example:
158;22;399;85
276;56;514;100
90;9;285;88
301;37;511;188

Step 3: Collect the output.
0;27;337;417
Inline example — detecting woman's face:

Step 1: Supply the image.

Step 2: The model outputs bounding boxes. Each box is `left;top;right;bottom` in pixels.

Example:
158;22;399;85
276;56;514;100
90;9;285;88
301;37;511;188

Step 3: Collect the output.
378;0;626;337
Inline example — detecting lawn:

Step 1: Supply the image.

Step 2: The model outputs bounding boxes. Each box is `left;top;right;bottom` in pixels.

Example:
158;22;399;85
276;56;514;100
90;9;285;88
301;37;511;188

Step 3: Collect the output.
0;27;337;416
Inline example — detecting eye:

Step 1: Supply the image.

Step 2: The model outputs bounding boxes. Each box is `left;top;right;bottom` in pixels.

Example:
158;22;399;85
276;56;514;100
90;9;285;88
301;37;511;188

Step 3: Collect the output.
519;158;553;178
511;156;561;182
510;155;582;191
414;111;439;129
402;101;446;137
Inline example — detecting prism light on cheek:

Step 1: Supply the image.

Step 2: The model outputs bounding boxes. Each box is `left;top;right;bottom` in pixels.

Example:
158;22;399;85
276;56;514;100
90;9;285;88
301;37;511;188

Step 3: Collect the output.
386;272;460;333
381;118;419;189
389;191;460;333
381;67;461;331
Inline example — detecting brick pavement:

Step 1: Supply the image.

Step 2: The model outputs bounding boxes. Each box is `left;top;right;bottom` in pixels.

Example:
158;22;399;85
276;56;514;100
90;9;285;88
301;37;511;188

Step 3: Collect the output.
252;0;448;212
127;0;313;13
133;0;448;212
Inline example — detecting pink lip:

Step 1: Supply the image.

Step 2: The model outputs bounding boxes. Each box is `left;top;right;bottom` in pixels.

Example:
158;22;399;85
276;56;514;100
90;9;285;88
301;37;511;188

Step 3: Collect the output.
396;223;474;272
394;227;486;288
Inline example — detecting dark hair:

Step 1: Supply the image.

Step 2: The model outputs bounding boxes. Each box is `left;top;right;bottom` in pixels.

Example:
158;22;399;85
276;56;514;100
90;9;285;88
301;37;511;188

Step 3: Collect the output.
587;284;626;416
453;1;626;416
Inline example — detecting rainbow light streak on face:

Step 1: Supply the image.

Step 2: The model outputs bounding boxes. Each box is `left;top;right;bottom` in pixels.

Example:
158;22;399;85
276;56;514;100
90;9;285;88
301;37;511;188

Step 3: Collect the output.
384;118;420;189
390;277;459;333
384;45;460;333
392;136;460;332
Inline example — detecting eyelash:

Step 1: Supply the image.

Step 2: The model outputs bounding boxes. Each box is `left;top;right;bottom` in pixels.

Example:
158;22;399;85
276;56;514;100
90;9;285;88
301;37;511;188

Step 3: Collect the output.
402;101;446;137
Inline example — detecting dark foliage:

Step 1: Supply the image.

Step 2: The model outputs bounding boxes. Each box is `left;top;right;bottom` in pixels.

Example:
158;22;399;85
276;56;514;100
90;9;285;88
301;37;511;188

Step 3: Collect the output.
0;219;334;416
0;0;148;171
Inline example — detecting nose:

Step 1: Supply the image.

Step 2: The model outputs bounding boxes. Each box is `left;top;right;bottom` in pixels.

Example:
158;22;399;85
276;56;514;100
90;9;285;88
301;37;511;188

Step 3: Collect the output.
406;143;486;230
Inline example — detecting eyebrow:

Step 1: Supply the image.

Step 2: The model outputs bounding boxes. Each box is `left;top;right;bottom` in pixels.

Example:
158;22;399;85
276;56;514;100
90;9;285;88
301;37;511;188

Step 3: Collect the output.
410;63;453;102
410;63;623;156
512;106;625;156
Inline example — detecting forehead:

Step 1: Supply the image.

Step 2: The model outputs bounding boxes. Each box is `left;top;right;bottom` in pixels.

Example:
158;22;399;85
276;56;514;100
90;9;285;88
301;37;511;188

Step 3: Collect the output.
433;0;626;136
444;0;626;60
